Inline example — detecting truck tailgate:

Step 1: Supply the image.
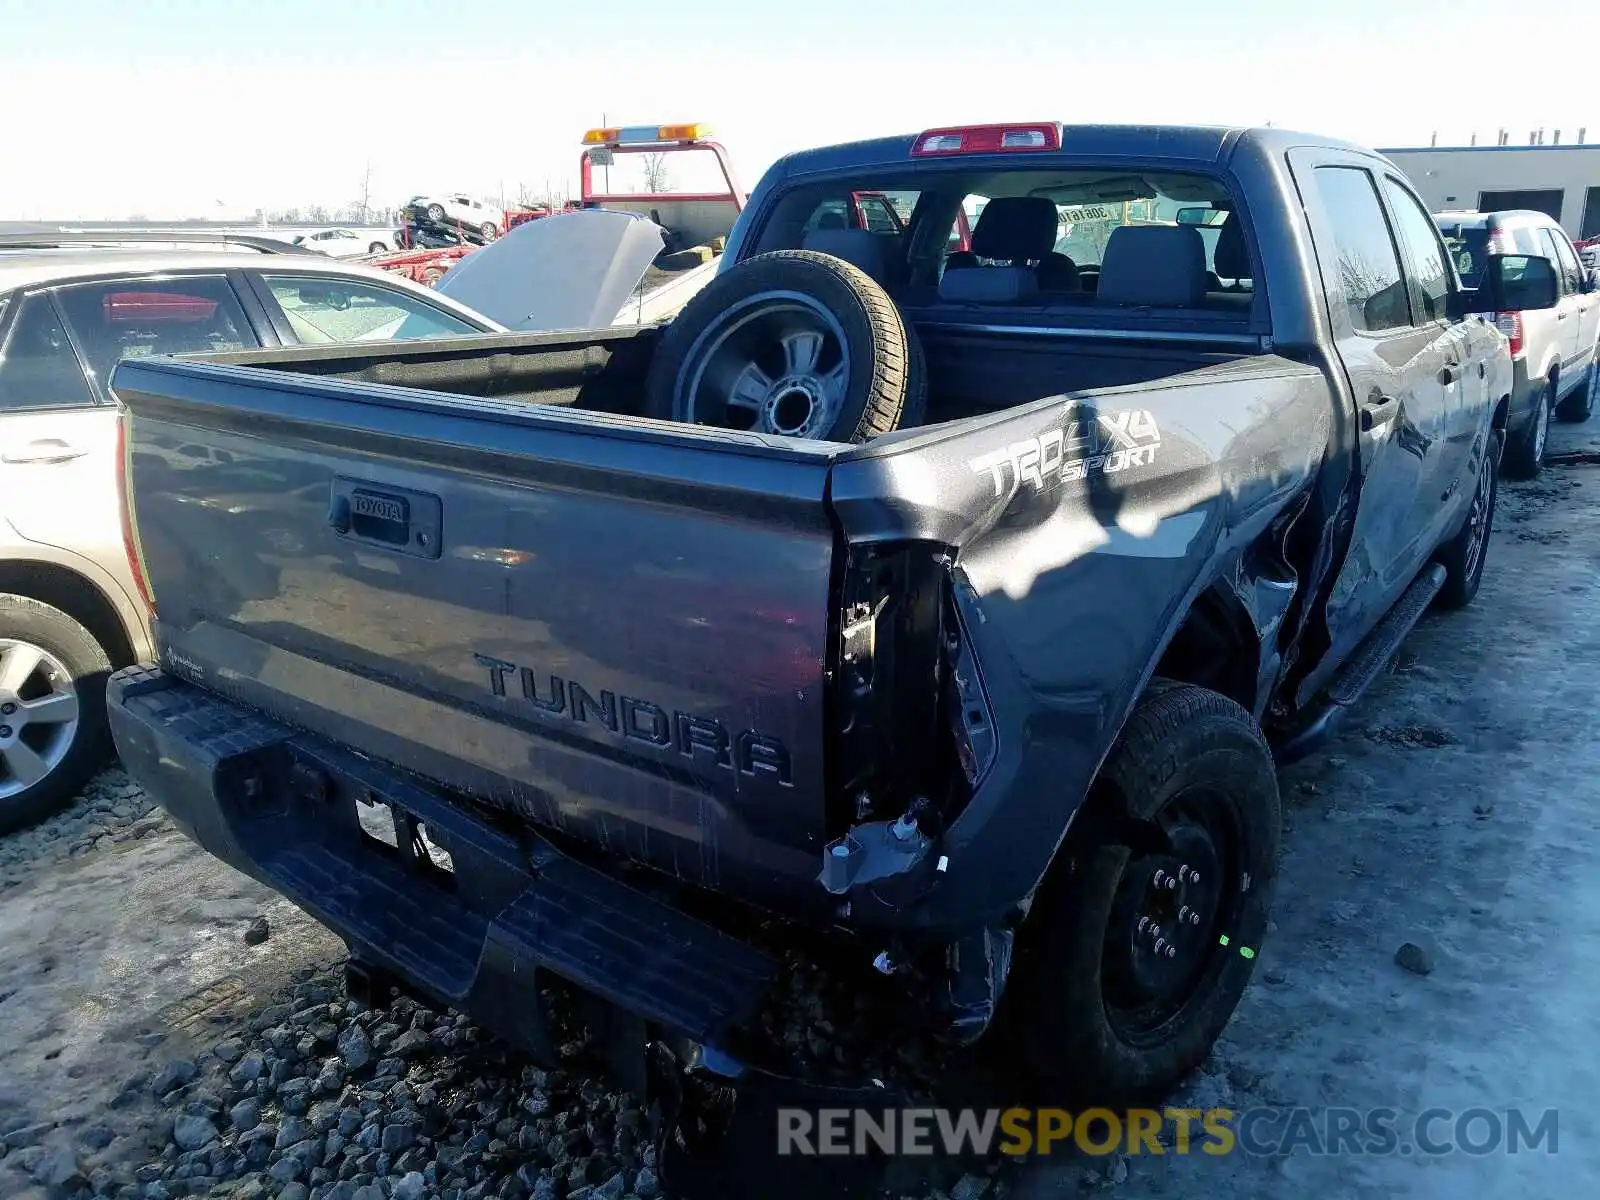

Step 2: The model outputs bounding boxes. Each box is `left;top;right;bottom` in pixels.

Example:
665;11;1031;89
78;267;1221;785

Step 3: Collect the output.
113;358;837;905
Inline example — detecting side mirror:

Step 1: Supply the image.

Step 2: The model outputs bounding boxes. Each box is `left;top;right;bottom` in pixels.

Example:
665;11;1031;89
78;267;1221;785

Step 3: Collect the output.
1584;267;1600;295
1460;253;1560;314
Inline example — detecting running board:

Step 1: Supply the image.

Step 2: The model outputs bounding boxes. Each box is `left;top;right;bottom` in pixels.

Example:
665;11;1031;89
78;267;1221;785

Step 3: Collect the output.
1275;563;1446;764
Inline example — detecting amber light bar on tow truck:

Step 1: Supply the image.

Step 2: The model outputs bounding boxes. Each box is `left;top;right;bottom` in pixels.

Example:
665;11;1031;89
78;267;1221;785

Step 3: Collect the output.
910;122;1062;156
582;123;714;147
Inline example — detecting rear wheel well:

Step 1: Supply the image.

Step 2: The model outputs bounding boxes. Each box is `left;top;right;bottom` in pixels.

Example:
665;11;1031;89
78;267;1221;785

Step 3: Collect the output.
0;561;135;668
1150;588;1260;715
1492;394;1510;432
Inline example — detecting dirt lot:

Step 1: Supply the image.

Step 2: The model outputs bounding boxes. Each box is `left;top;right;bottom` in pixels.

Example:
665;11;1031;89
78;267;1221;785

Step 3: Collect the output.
3;419;1599;1200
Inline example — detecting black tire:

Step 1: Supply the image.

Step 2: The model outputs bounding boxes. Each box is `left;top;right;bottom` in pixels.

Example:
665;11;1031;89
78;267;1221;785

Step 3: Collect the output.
368;241;387;254
1502;380;1552;479
1556;361;1595;423
425;204;446;222
1435;429;1502;610
0;594;114;836
479;222;498;240
1003;683;1280;1105
643;249;925;443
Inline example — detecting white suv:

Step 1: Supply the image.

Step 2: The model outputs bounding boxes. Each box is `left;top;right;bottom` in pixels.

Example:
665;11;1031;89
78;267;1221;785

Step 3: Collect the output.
1436;209;1600;477
403;194;505;240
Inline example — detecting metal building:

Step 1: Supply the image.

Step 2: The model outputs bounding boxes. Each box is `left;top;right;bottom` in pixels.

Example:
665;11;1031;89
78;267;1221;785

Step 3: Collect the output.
1379;133;1600;241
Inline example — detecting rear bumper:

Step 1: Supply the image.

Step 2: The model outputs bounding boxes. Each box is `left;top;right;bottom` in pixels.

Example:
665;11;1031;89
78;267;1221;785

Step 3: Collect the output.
106;666;876;1113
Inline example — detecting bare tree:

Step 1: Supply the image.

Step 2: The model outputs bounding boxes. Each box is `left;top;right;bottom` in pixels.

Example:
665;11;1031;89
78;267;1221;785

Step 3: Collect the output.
355;162;374;223
640;153;670;194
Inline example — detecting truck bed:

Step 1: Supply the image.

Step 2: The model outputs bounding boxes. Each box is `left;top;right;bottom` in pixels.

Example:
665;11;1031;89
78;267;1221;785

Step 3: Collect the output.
112;328;1324;924
188;321;1256;424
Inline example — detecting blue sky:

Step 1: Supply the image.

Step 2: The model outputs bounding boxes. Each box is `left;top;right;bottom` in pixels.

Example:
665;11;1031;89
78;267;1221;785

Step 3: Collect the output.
1;0;1593;218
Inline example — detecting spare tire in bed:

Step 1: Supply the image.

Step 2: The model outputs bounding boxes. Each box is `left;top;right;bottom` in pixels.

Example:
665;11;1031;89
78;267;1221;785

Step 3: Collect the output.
643;249;925;442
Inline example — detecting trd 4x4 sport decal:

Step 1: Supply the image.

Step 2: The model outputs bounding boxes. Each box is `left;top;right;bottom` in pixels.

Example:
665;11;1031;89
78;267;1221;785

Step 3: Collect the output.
969;407;1162;501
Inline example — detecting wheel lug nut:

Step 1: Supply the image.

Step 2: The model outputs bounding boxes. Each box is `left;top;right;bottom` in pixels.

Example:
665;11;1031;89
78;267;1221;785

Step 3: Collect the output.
1150;925;1162;940
1189;913;1201;925
1137;916;1150;934
1165;944;1177;959
1166;875;1178;890
1153;870;1167;888
1154;937;1169;955
0;701;14;716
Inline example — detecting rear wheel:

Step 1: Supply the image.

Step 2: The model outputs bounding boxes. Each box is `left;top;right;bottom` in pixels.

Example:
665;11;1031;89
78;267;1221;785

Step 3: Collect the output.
368;241;387;254
1435;429;1501;610
0;595;113;835
425;204;446;223
479;222;498;240
1556;361;1595;423
1002;683;1280;1105
1502;380;1552;479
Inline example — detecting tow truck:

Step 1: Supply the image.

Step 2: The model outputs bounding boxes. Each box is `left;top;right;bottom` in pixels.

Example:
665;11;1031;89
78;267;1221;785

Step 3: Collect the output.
363;123;747;323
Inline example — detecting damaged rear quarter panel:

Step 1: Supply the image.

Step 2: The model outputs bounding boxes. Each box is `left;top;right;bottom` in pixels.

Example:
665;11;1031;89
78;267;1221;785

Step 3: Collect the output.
827;358;1329;930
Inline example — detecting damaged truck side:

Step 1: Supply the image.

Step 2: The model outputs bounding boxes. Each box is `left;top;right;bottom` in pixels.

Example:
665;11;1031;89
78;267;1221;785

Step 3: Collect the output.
105;126;1558;1133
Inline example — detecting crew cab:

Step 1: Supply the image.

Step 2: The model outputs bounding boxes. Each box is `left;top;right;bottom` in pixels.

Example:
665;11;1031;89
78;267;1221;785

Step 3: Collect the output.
103;124;1557;1168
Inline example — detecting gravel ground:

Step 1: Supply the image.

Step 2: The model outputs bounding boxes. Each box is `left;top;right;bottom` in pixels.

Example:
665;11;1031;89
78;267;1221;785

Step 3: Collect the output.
4;417;1600;1200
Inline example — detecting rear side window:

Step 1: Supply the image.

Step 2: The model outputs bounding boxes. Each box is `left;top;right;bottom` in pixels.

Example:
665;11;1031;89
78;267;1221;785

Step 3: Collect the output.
54;276;256;391
1310;167;1409;332
1381;178;1452;322
0;295;98;411
261;275;482;344
1546;228;1583;294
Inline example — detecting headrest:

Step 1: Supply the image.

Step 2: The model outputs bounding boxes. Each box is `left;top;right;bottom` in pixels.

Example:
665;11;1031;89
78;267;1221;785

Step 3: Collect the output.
815;209;848;230
1213;214;1250;279
938;265;1041;305
970;197;1059;262
1095;225;1208;308
1037;251;1082;292
801;228;888;280
945;250;980;271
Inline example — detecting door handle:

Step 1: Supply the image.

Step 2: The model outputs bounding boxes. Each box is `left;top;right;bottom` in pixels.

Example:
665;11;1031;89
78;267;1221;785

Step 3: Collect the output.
1;439;87;465
1359;395;1399;432
1557;311;1569;320
1438;363;1461;386
1478;361;1486;378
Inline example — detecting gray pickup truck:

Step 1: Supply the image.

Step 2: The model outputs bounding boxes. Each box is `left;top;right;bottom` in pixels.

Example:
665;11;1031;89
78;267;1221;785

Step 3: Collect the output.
103;124;1559;1160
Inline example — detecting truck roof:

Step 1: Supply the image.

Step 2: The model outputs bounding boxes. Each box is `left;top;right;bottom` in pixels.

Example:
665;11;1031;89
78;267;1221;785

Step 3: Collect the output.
771;124;1385;178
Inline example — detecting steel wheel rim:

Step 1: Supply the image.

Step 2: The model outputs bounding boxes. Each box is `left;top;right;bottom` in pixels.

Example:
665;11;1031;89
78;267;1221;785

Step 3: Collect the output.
677;291;851;438
1463;445;1495;581
1100;787;1247;1047
0;639;80;800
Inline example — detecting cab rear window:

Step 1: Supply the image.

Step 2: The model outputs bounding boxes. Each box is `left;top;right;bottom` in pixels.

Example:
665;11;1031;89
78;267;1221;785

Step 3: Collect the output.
754;166;1255;320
